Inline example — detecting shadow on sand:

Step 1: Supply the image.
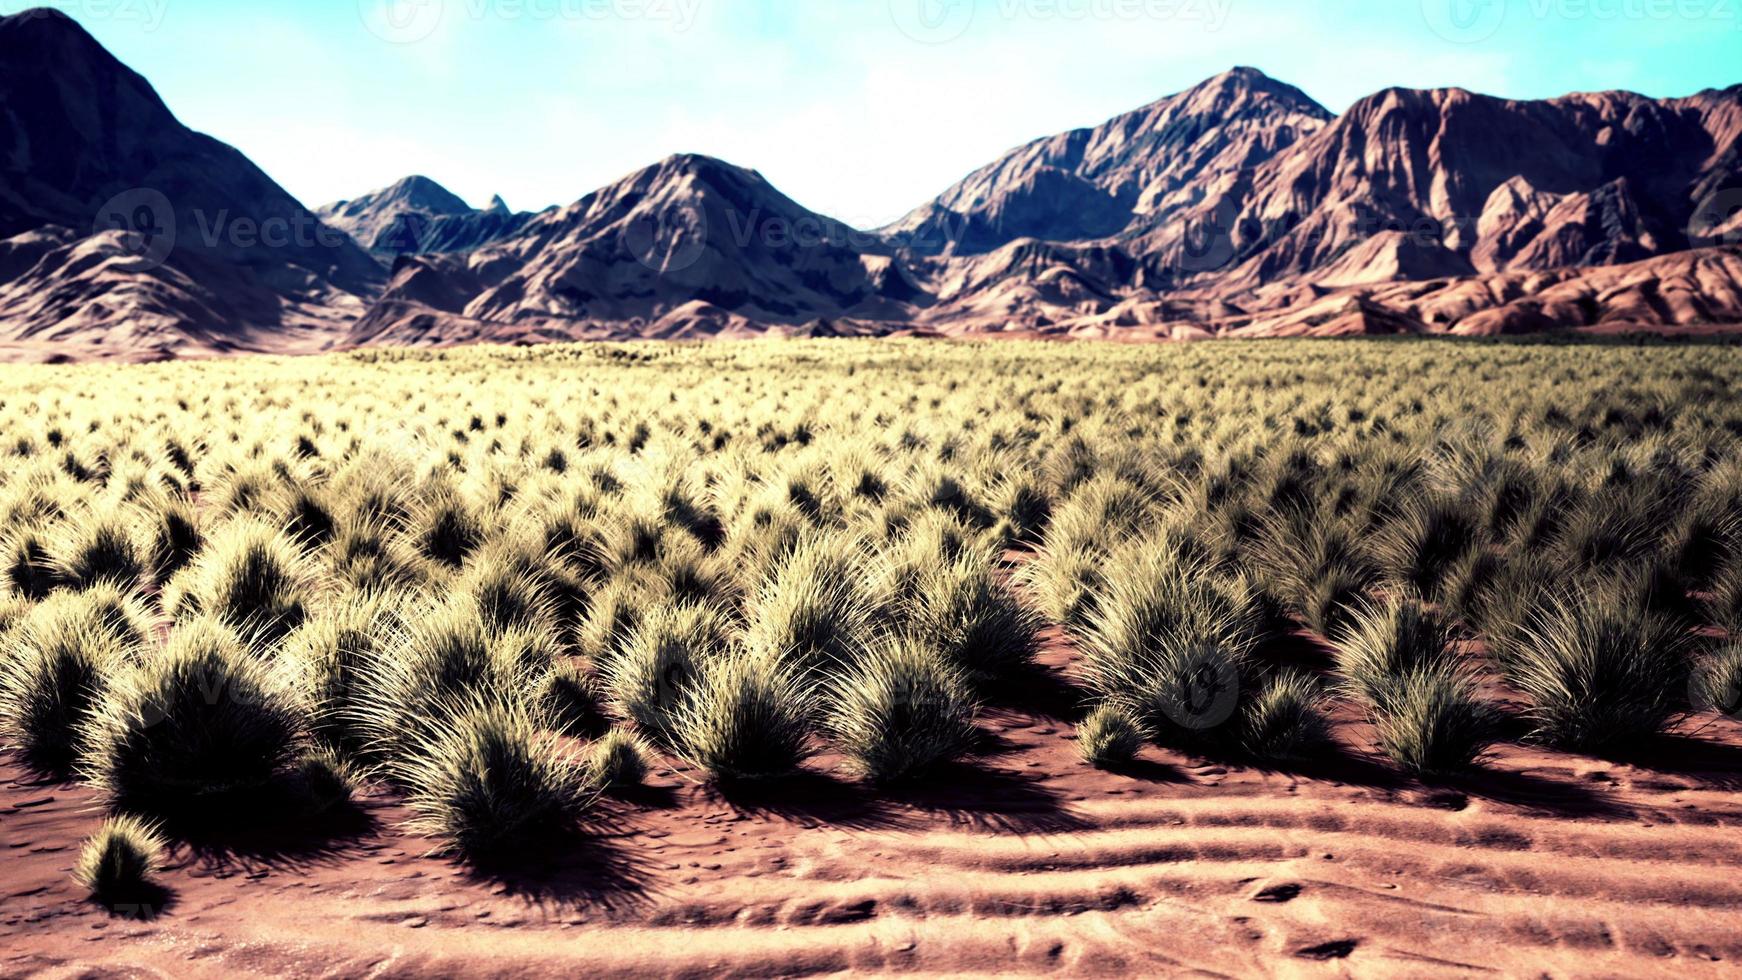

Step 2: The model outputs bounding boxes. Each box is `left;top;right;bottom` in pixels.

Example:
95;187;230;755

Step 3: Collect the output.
698;758;1090;837
153;786;383;877
460;821;662;916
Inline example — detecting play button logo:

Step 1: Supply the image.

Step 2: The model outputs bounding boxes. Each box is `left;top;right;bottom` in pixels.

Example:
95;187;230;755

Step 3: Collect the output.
1421;0;1506;44
891;0;976;44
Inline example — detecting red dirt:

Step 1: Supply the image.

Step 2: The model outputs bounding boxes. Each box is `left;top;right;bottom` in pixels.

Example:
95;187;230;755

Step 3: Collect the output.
5;634;1742;977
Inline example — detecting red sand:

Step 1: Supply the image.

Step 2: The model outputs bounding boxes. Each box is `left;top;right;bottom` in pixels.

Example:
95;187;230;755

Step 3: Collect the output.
5;630;1742;977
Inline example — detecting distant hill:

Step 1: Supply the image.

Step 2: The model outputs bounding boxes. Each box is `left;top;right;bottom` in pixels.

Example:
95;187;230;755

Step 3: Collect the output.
3;6;1739;359
316;177;543;260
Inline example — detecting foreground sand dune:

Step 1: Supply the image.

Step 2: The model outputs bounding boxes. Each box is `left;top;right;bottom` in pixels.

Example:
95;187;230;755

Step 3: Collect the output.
7;632;1742;979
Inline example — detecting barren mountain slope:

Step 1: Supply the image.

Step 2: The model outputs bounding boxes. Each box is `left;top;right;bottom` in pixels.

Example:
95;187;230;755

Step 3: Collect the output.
317;177;542;259
884;67;1332;256
1129;84;1742;289
347;154;924;346
0;9;381;358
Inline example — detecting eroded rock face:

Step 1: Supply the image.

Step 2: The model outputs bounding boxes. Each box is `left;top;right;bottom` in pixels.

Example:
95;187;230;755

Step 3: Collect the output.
1129;85;1742;290
883;67;1333;257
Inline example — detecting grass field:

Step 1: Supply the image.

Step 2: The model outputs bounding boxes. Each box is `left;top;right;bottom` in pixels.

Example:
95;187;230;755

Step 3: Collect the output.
4;337;1742;952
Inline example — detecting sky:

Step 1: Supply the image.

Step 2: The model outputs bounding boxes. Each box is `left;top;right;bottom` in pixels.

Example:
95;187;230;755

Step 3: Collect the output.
30;0;1742;227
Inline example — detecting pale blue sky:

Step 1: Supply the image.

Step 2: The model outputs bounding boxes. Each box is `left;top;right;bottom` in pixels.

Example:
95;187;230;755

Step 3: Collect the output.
33;0;1742;226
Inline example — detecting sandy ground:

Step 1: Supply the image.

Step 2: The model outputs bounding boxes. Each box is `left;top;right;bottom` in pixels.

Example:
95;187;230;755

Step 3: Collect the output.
5;626;1742;979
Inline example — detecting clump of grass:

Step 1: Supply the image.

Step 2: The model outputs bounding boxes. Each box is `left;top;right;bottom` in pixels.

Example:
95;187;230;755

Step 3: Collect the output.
1250;506;1374;636
1373;496;1477;600
82;617;308;813
73;814;166;908
47;581;157;654
138;497;202;582
2;525;60;600
537;662;608;737
1078;547;1259;745
1441;548;1505;631
651;535;737;607
743;533;881;681
587;729;653;791
281;485;337;548
388;692;588;858
1551;493;1659;575
0;603;127;777
349;599;533;762
1018;543;1104;631
415;488;483;568
491;626;563;676
897;547;1040;687
526;500;609;581
163;519;314;643
289;745;363;815
577;574;651;665
827;637;978;785
1506;592;1695;751
1334;599;1459;709
1096;635;1246;748
458;549;561;635
1300;565;1370;640
206;463;280;517
1669;503;1738;588
988;475;1052;546
1370;668;1497;776
673;653;811;783
281;592;401;749
0;593;29;645
1077;703;1144;769
1693;642;1742;718
1240;671;1329;762
1710;558;1742;633
324;515;428;594
602;600;731;739
51;514;145;590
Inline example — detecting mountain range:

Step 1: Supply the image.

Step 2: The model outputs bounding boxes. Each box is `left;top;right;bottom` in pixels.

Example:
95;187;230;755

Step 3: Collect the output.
2;7;1739;360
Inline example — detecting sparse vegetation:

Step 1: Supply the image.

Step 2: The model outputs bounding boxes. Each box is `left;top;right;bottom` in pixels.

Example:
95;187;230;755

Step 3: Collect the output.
73;814;166;908
1503;592;1695;751
81;617;308;813
1370;668;1497;776
388;691;588;857
3;338;1741;863
587;728;654;791
1077;703;1144;768
674;653;811;783
828;636;979;785
1241;671;1330;763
